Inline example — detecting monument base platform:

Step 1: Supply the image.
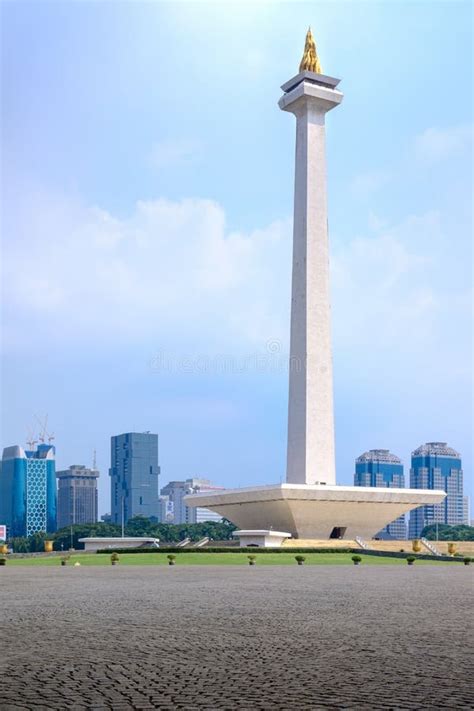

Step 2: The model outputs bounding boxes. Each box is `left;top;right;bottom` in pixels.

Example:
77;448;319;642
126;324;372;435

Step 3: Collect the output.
78;537;160;552
232;530;291;548
184;483;446;540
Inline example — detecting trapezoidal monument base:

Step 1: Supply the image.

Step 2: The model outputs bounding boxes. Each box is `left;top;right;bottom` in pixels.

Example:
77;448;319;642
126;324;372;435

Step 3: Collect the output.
183;484;446;540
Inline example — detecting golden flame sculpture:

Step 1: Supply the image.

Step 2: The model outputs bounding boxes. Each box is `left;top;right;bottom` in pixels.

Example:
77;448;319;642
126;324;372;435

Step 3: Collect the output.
299;27;322;74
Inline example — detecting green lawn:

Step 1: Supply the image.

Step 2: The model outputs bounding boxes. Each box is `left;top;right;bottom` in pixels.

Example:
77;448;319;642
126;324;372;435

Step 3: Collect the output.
4;552;457;566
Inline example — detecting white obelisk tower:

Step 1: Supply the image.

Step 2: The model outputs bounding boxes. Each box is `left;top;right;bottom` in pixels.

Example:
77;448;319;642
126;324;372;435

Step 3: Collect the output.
279;29;343;486
185;32;446;541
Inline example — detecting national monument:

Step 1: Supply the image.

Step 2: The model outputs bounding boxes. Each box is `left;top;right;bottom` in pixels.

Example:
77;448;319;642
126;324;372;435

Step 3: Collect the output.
184;30;445;544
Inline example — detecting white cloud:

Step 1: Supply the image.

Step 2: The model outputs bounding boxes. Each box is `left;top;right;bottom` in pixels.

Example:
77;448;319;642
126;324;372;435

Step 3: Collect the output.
150;138;204;169
414;124;472;163
331;208;472;357
3;187;470;389
332;216;434;348
349;170;390;198
367;211;388;232
3;190;292;354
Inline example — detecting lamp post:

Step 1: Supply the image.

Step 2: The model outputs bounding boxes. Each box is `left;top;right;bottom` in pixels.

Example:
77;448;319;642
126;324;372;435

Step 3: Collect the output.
70;481;76;550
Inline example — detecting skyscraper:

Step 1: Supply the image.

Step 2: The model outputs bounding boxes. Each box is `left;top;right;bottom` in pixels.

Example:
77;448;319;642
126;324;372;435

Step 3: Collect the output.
409;442;464;538
0;444;57;537
109;432;159;525
354;450;407;539
463;496;470;526
160;478;224;524
56;465;99;529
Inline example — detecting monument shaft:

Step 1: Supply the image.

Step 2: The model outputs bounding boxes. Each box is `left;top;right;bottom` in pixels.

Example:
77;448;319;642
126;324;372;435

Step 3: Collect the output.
184;34;447;543
279;72;343;485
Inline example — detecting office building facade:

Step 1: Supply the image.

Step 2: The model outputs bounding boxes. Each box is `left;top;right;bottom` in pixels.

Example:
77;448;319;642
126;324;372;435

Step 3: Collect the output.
462;496;470;526
56;465;99;529
109;432;160;525
0;444;57;537
354;449;406;539
409;442;463;538
160;478;224;524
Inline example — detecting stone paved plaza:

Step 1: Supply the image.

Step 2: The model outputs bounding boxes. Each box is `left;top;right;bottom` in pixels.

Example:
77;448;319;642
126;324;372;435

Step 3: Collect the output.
1;566;473;710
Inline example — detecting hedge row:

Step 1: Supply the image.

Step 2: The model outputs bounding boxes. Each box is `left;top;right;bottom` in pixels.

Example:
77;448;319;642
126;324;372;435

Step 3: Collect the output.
96;546;354;555
95;546;464;561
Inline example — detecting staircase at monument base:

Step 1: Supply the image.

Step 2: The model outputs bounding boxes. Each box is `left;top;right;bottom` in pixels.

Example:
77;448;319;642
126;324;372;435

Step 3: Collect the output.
355;536;369;550
176;538;191;548
193;537;209;548
420;537;442;556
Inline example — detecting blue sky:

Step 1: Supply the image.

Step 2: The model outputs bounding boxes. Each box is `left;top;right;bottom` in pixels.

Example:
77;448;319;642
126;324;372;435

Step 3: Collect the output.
2;1;472;516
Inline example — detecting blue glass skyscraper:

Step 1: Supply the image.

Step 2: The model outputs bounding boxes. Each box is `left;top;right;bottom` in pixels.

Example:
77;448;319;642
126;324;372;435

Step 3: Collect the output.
409;442;463;539
0;444;57;538
354;449;406;539
109;432;160;525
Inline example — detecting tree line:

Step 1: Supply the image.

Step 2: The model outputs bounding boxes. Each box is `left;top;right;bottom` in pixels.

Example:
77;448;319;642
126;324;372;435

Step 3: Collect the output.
9;516;237;552
420;524;474;541
10;520;473;552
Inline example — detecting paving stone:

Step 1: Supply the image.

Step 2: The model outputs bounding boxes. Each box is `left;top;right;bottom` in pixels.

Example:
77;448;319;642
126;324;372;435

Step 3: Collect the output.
0;566;472;709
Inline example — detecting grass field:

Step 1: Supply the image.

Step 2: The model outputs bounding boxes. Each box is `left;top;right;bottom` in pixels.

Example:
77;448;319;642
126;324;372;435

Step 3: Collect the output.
4;552;458;566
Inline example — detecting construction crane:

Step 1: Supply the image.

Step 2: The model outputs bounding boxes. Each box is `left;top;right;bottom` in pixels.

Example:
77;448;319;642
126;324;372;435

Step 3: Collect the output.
26;426;38;451
35;414;55;446
35;414;48;443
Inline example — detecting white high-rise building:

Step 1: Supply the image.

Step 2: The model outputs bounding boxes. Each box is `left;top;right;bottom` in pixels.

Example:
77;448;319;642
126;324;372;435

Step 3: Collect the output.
160;478;224;524
463;496;470;525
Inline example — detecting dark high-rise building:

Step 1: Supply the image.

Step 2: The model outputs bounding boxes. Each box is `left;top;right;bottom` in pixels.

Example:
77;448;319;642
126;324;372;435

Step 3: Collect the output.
56;465;99;529
409;442;463;539
0;444;57;537
109;432;160;525
354;449;406;539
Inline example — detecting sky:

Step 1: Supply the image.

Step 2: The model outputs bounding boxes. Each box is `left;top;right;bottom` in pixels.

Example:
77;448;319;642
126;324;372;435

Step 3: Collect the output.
1;0;472;517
